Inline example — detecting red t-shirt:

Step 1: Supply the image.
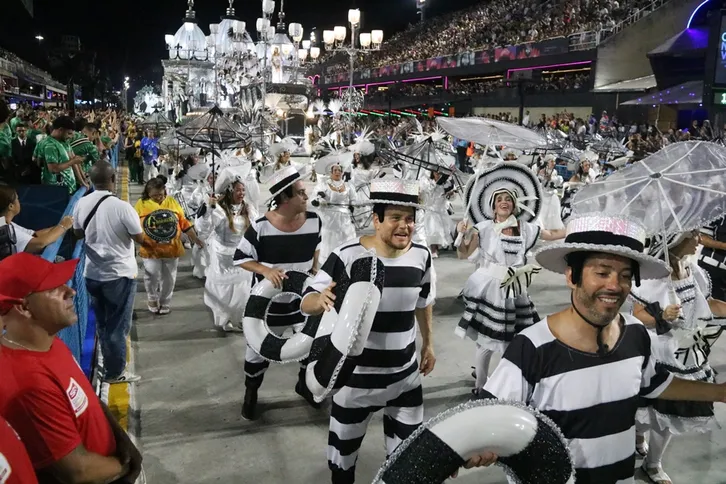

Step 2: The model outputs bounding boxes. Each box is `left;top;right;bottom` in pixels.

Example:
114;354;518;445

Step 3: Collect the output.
0;339;116;477
0;416;38;484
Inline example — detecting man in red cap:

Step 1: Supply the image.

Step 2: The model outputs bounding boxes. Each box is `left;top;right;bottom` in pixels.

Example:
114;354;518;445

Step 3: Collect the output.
0;253;142;484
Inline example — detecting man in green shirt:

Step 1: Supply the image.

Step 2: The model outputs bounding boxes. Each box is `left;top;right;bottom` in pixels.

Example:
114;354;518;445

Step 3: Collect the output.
70;122;100;175
37;116;85;194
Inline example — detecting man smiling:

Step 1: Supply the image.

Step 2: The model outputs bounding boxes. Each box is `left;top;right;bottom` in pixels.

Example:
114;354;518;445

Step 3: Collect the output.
464;214;726;484
301;178;436;484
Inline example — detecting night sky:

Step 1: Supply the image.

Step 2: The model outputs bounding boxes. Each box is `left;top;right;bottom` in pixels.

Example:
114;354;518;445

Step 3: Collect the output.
2;0;481;89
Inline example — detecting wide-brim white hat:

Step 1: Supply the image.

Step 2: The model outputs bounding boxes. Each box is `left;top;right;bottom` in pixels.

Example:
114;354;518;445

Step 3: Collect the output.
355;177;423;209
268;138;298;159
187;163;211;181
314;152;354;175
465;162;542;224
263;164;310;204
534;213;670;280
215;164;252;194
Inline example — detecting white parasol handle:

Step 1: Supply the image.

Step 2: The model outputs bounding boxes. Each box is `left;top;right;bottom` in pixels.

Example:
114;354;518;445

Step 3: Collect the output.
454;230;465;248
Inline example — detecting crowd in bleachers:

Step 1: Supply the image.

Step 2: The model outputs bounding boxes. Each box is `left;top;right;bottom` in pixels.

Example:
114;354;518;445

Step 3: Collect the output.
321;0;657;75
360;70;592;106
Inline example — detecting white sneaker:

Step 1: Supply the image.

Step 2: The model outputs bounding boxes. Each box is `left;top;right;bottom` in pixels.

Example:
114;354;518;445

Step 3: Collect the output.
105;371;141;384
158;306;171;315
222;321;244;333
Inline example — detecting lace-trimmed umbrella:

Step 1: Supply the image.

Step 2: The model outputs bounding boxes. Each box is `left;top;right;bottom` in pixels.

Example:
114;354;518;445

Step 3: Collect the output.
437;116;548;151
139;110;174;131
572;141;726;299
175;105;250;179
572;141;726;237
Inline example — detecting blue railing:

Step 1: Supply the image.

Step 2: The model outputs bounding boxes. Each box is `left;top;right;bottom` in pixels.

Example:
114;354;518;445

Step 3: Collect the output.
41;187;95;377
110;142;119;169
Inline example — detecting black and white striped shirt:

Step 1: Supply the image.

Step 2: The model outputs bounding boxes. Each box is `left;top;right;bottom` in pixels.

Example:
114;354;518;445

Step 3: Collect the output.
482;314;673;484
233;211;322;281
304;240;435;388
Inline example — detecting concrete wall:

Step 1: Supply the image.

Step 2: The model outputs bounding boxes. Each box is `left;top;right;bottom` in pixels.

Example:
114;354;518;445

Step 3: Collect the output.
594;0;704;89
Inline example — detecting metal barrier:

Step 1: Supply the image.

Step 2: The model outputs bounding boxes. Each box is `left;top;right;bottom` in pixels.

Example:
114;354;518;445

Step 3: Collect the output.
41;187;90;371
109;142;120;169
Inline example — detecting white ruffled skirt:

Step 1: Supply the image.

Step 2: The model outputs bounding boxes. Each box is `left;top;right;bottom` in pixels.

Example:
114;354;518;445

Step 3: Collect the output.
204;240;253;327
456;265;540;354
318;208;357;267
537;191;565;231
424;208;454;247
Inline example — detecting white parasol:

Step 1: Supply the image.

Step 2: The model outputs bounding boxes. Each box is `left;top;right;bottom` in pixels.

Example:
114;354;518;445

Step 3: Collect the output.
572;140;726;314
437;116;548;151
572;141;726;238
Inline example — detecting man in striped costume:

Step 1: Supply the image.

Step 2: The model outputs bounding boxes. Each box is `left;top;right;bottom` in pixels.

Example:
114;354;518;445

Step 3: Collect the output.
466;214;726;484
301;179;436;484
233;165;322;420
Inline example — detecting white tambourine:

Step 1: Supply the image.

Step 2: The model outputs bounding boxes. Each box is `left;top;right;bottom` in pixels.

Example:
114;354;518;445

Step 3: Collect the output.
372;400;575;484
305;252;385;402
243;270;317;363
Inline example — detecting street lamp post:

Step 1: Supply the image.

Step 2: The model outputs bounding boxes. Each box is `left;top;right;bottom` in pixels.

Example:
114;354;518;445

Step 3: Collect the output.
416;0;426;22
123;77;130;112
322;9;383;113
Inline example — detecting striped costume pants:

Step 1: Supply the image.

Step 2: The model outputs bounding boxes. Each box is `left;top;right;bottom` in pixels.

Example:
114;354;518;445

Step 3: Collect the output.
328;366;423;483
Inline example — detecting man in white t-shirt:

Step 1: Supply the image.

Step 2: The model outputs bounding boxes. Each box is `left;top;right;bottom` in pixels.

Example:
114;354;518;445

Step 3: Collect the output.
73;161;145;383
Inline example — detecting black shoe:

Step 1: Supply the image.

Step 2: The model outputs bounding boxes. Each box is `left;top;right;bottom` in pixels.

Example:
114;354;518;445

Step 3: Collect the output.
241;387;259;420
296;378;322;409
132;310;138;322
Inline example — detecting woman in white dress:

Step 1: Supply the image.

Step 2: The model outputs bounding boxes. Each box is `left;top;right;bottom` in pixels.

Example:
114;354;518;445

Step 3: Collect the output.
271;47;284;84
537;157;565;231
631;232;726;484
196;170;258;332
350;154;376;228
420;171;455;258
455;164;565;394
313;162;357;266
190;170;213;279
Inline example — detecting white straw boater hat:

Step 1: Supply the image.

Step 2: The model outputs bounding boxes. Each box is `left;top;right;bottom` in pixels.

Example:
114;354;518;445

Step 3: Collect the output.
264;165;310;204
360;178;423;209
534;213;670;280
465;162;542;224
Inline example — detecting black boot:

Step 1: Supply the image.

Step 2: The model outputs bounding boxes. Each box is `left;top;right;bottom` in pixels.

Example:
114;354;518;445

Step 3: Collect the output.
241;381;260;420
295;367;322;409
331;467;356;484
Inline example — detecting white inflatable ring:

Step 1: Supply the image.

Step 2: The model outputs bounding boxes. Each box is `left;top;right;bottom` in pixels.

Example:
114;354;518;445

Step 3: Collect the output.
306;252;385;402
243;270;318;363
372;400;575;484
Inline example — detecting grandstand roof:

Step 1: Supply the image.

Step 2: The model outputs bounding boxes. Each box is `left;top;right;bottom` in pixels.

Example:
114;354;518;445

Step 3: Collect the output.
620;80;702;106
593;75;656;93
